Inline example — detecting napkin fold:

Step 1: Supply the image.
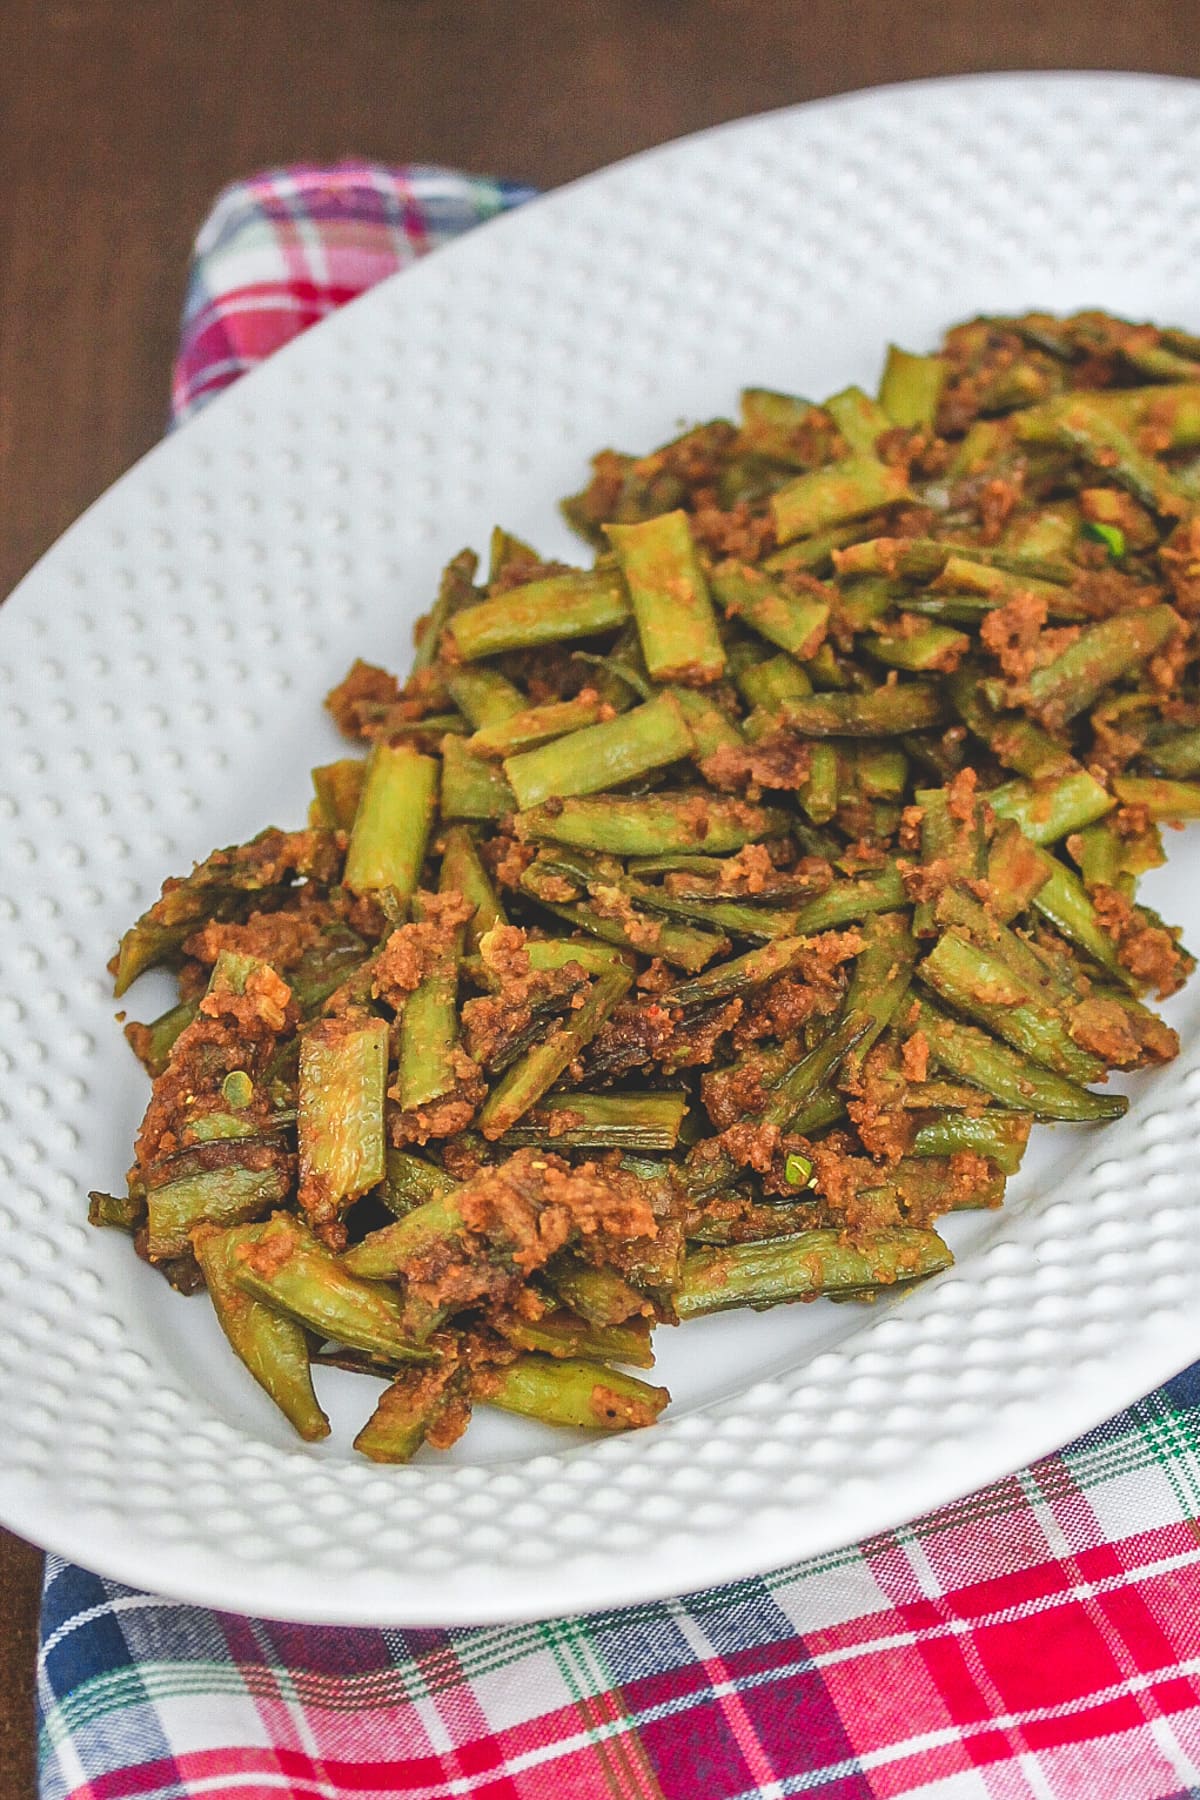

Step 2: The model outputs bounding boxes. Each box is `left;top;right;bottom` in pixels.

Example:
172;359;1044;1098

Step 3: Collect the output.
37;161;1200;1800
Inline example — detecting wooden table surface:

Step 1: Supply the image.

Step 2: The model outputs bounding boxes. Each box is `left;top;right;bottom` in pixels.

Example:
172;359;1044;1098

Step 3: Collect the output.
3;1;1199;1790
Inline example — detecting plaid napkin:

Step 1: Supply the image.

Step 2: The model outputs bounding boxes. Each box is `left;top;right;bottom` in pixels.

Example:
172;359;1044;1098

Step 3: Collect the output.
36;162;1200;1800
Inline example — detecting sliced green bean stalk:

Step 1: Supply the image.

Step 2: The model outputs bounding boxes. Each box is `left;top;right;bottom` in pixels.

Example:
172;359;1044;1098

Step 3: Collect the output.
193;1222;330;1442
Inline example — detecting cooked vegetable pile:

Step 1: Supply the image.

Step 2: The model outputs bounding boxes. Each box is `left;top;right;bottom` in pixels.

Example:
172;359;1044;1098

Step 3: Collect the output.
92;310;1200;1460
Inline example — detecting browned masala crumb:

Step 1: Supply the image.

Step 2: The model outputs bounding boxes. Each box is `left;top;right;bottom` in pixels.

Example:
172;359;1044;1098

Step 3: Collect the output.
134;963;297;1174
183;910;320;971
1093;886;1192;999
326;659;401;738
461;926;587;1070
1067;995;1179;1068
372;890;476;1010
403;1150;658;1322
702;735;813;795
980;591;1050;682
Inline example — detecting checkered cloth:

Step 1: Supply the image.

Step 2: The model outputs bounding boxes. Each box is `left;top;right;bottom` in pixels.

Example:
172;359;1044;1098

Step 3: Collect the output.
36;162;1200;1800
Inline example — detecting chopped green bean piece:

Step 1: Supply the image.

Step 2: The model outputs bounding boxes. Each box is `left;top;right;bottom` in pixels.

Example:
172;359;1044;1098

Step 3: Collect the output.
344;742;437;900
298;1014;388;1221
711;561;829;660
988;770;1114;844
498;1309;655;1368
500;1092;687;1150
824;385;891;454
447;568;629;661
194;1222;330;1441
481;1355;669;1430
771;455;913;544
380;1149;458;1218
235;1213;432;1362
1112;775;1200;821
438;824;507;950
606;511;726;685
504;692;694;809
479;968;633;1138
414;548;479;671
396;889;467;1115
146;1150;291;1261
919;932;1105;1084
310;759;366;831
124;998;200;1077
866;622;970;673
445;666;525;730
879;345;947;427
675;1227;952;1318
514;793;787;857
664;936;818;1008
470;693;618;758
909;1111;1033;1175
775;684;945;736
915;1001;1126;1121
993;607;1179;730
439;735;516;820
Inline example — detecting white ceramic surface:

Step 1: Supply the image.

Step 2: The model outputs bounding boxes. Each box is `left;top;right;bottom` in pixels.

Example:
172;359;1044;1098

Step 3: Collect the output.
4;72;1200;1624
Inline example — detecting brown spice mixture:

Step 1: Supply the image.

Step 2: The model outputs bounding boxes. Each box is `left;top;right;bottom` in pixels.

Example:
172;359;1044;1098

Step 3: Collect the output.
701;734;813;795
588;1382;666;1429
719;1120;783;1175
367;1344;474;1454
841;1045;916;1165
945;764;980;823
900;854;953;907
1160;518;1200;617
701;1048;790;1130
371;891;475;1011
183;910;320;971
689;502;775;563
660;998;743;1072
457;1149;657;1276
979;591;1050;682
573;449;635;528
587;885;662;950
387;1050;486;1148
326;660;401;738
490;558;572;595
1090;702;1149;775
900;1030;931;1083
718;842;776;894
1115;802;1154;841
898;804;925;851
635;957;674;995
134;966;298;1172
1067;995;1179;1068
900;1151;998;1228
461;927;587;1070
1074;568;1165;620
807;1136;887;1229
1148;612;1190;694
977;477;1021;543
586;1001;678;1081
484;834;537;892
1092;885;1191;999
846;1091;914;1163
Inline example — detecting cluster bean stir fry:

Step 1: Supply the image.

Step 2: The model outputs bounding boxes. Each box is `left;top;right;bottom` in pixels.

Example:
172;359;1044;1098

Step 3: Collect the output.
93;310;1200;1461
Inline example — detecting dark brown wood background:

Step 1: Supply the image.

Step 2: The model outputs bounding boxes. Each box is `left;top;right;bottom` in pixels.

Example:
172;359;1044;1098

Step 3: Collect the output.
2;1;1198;1789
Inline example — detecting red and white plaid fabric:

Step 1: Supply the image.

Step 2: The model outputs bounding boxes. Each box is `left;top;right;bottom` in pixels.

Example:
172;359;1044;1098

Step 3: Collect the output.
35;163;1200;1800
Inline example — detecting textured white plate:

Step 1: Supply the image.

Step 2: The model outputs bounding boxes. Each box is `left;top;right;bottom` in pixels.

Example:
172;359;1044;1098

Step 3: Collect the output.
5;72;1200;1625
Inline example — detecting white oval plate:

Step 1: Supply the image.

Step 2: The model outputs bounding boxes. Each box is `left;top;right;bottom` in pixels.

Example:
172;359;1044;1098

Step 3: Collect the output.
5;71;1200;1625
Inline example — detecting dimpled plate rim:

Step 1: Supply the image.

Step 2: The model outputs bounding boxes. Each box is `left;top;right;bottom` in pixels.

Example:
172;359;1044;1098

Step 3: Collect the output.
4;72;1200;1625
